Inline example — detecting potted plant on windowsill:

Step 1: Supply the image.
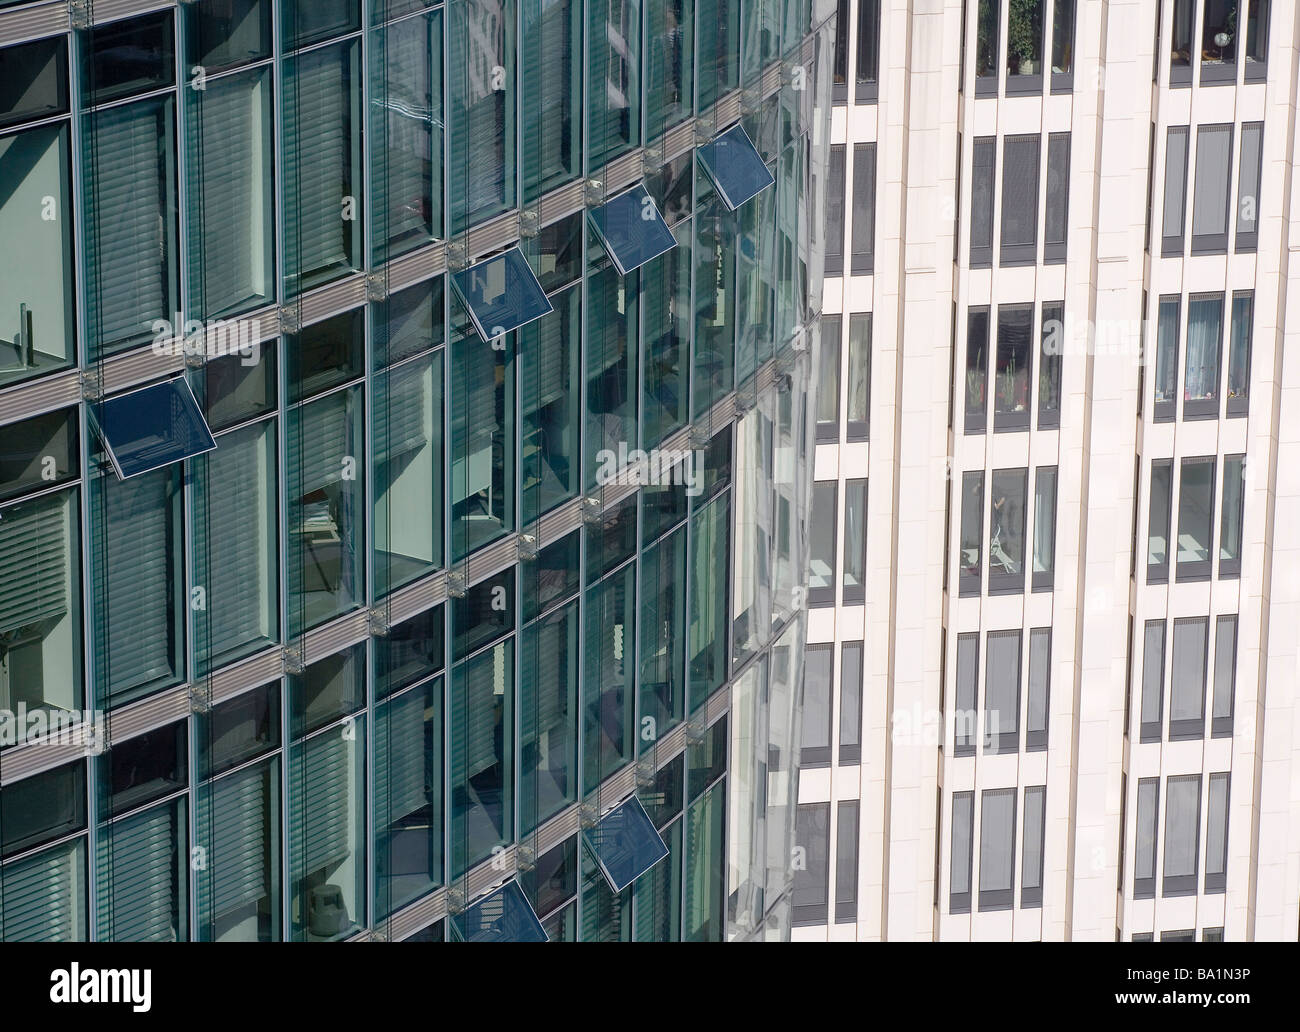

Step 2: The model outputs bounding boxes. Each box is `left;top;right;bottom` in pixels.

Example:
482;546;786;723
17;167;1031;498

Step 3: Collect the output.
1008;0;1039;75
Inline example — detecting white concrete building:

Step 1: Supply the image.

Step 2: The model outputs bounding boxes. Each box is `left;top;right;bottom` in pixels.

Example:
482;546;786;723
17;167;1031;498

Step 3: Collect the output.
794;0;1300;942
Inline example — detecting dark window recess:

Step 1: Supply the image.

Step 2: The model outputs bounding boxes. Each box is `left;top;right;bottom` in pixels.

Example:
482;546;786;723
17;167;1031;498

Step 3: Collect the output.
0;407;79;503
856;0;881;103
0;36;69;130
993;304;1033;431
977;788;1015;910
954;633;979;756
1226;291;1253;417
832;0;849;102
949;791;974;913
959;471;984;597
0;761;87;859
104;722;188;813
1190;124;1232;254
793;802;831;925
964;306;989;434
1146;458;1173;584
1211;615;1237;738
825;145;846;276
988;468;1027;595
1026;627;1050;750
983;630;1021;754
1161;126;1190;256
834;801;860;922
1134;777;1159;899
1037;302;1062;430
1153;296;1180;423
84;10;176;107
1235;122;1263;253
1139;620;1165;743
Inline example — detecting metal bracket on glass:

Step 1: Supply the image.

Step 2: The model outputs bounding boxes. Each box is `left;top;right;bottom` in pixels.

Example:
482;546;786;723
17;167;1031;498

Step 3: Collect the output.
641;141;665;178
584;178;605;208
580;496;604;526
515;843;536;873
516;533;538;562
687;422;714;452
518;207;540;240
444;570;467;599
281;644;306;677
740;84;765;117
368;606;391;637
81;719;109;756
635;756;657;790
734;380;758;416
684;716;708;746
189;685;213;716
79;368;103;402
182;328;208;370
579;801;601;830
68;0;92;29
366;927;389;943
445;237;469;271
693;116;716;146
277;306;301;337
366;271;388;303
445;886;466;916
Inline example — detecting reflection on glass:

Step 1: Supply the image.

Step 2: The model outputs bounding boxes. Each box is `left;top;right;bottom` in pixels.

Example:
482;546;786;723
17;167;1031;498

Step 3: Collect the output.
451;639;513;876
1005;0;1043;88
1147;459;1172;581
965;307;989;432
988;468;1027;593
522;0;580;199
1032;466;1057;591
187;0;272;72
1153;296;1180;421
1227;292;1252;416
1051;0;1075;78
521;286;579;523
647;0;693;131
1218;455;1244;576
584;564;635;791
640;528;686;751
521;601;578;831
1183;294;1223;417
994;305;1033;430
1176;456;1215;579
451;316;514;560
975;0;1000;86
290;720;365;941
197;757;279;941
0;123;75;386
1199;0;1237;81
959;471;984;596
1037;302;1062;428
98;797;187;942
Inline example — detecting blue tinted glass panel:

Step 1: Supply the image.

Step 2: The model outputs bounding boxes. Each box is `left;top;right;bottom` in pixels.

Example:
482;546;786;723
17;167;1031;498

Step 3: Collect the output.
95;379;217;480
449;247;553;341
584;795;670;892
588;185;678;275
696;124;774;211
451;879;547;942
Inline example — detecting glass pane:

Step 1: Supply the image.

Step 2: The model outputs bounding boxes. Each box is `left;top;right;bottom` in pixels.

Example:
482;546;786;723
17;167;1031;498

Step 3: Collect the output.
374;352;443;593
978;788;1015;908
1170;0;1194;78
994;304;1033;428
842;478;867;597
450;639;513;876
283;39;361;294
375;676;442;916
1153;296;1180;418
0;122;75;386
965;307;989;431
376;604;444;699
0;408;78;503
970;138;995;264
639;527;686;751
642;221;691;447
587;0;642;166
289;642;365;740
520;601;578;830
1032;466;1057;588
1135;778;1158;891
696;0;739;110
1147;460;1172;578
1212;616;1236;736
97;797;187;941
1219;454;1244;572
95;379;216;480
585;796;669;892
1199;0;1237;79
92;468;184;706
187;0;271;72
197;756;280;941
1051;0;1075;76
451;247;553;342
839;642;864;757
683;781;725;940
1191;124;1232;250
696;124;775;211
850;142;875;273
975;0;1000;84
522;0;582;198
809;481;837;604
646;0;693;132
0;488;81;737
1161;127;1189;251
583;564;635;791
1006;0;1044;84
1037;302;1062;428
1176;457;1215;576
1141;620;1165;738
201;339;276;433
1000;136;1040;259
856;0;881;96
984;631;1021;753
85;97;178;357
452;879;546;941
1170;618;1208;736
692;192;736;415
1236;121;1262;246
374;277;443;369
1162;775;1201;894
1227;292;1252;415
949;792;974;909
688;493;730;708
0;37;68;130
959;471;984;595
290;719;365;940
85;10;176;107
590;185;677;275
989;468;1027;592
286;385;364;634
370;9;441;259
801;646;832;764
846;313;871;436
193;420;278;672
817;315;841;430
198;682;280;778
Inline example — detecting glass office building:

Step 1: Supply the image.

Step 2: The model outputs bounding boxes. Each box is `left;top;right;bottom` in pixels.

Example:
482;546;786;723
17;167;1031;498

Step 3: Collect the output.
0;0;833;941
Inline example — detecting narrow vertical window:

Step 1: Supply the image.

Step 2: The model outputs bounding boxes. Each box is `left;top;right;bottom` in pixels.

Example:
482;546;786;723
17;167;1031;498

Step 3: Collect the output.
1212;615;1237;737
1243;0;1270;82
1204;773;1229;893
950;791;975;913
839;641;864;763
988;468;1027;595
1191;124;1233;254
1006;0;1045;94
1026;627;1050;750
855;0;881;102
810;481;838;606
1021;785;1046;907
984;630;1022;754
835;801;860;922
1147;458;1173;583
842;478;868;602
978;788;1016;910
801;645;833;766
955;633;979;755
1000;136;1040;265
1226;291;1253;416
1200;0;1239;83
994;304;1033;430
1183;293;1224;420
1161;126;1190;256
1235;122;1263;252
1170;0;1194;86
1037;302;1063;429
794;803;831;924
1175;455;1216;582
1140;620;1166;743
832;0;850;102
974;0;1000;95
1153;296;1180;422
959;471;985;597
850;142;876;275
1163;775;1201;897
1169;617;1209;740
971;138;996;267
1219;454;1245;577
965;307;990;433
1032;466;1057;591
1044;133;1070;261
846;313;871;440
826;145;846;276
1134;777;1159;898
1050;0;1075;91
817;315;842;440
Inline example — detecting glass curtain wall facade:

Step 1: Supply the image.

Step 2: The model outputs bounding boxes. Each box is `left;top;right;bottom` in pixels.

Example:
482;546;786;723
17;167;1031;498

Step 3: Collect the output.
0;0;833;942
